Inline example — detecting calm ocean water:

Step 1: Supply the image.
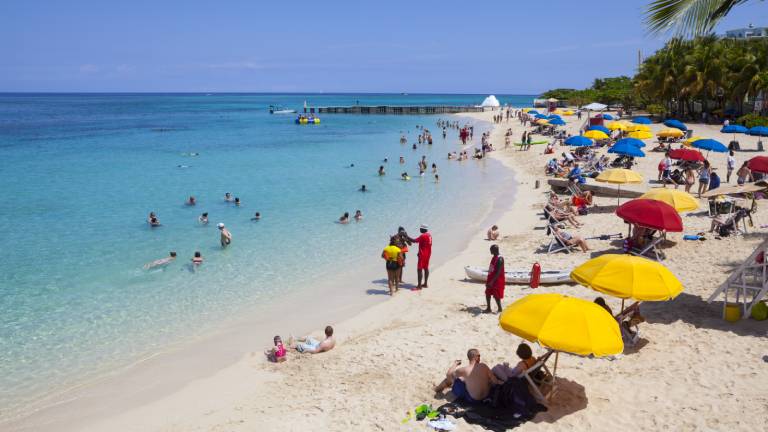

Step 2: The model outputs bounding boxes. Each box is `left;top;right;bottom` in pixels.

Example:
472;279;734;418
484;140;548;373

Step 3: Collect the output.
0;93;533;418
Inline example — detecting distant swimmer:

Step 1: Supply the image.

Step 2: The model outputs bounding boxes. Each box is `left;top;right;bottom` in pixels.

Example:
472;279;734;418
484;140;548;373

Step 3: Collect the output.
378;166;386;176
354;210;363;221
400;135;407;145
401;172;411;181
218;223;232;247
412;144;417;150
191;251;203;265
359;185;367;192
177;164;190;169
349;163;355;168
435;174;440;183
186;196;196;206
399;156;405;164
339;212;350;224
199;212;209;224
144;251;177;270
147;212;160;226
251;212;261;221
234;197;241;206
224;192;233;202
383;158;389;163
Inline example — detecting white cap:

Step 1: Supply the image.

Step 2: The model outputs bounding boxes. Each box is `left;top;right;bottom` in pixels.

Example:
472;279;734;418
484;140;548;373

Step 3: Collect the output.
420;224;429;230
217;223;225;229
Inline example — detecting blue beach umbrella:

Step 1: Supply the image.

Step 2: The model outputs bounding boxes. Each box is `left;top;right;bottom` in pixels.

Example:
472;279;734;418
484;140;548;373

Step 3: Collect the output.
587;125;611;135
534;113;549;119
548;118;566;126
632;116;652;124
608;143;645;157
664;119;688;131
601;113;614;120
721;125;748;134
692;139;727;153
528;110;540;115
548;114;562;120
565;136;594;147
614;137;646;148
749;126;768;136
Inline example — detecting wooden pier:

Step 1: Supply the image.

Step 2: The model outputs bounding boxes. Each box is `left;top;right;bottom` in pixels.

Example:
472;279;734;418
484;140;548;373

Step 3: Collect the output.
309;105;492;115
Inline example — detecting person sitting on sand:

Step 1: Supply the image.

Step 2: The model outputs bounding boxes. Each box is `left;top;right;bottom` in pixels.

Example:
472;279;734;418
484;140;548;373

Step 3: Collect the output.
491;343;538;381
551;224;589;252
486;225;500;241
292;326;335;354
144;251;176;270
434;349;502;404
265;335;287;363
199;212;209;225
339;212;350;224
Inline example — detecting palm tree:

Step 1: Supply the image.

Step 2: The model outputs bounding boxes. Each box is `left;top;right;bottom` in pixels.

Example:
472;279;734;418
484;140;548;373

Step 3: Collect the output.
645;0;755;38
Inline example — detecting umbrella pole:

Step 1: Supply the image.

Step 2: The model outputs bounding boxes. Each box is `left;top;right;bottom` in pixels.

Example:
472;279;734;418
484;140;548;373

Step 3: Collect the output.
552;351;559;381
621;298;625;311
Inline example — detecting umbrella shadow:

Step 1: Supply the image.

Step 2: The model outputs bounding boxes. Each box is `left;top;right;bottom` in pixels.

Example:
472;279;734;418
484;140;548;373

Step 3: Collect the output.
642;292;767;337
586;204;619;214
532;377;588;424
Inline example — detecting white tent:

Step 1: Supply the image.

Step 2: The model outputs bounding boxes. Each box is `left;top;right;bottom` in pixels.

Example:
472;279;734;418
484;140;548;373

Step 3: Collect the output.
481;95;501;107
583;102;607;111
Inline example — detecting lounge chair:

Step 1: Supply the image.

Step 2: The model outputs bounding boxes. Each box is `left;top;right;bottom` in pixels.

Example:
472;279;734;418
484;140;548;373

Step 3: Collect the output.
520;350;556;403
710;206;750;237
545;224;578;254
630;235;665;261
615;303;642;348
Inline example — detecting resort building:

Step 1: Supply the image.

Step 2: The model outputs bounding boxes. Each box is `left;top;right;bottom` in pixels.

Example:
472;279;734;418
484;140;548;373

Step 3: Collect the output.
724;23;768;39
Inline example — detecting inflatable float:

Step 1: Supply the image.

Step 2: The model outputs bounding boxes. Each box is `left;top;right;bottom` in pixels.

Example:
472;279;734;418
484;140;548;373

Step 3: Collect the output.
295;115;320;125
464;266;572;285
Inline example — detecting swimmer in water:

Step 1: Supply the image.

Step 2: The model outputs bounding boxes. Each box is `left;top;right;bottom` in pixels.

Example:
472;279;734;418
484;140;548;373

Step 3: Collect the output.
199;212;209;224
359;185;367;192
177;164;190;169
349;163;355;168
435;174;440;183
251;212;261;221
378;166;385;176
147;212;158;224
399;156;405;164
218;223;232;247
383;158;388;163
144;251;177;270
339;212;350;224
186;196;196;206
354;210;363;221
149;216;161;227
432;163;437;174
192;251;203;265
224;192;232;202
234;197;241;206
412;144;417;150
401;172;410;181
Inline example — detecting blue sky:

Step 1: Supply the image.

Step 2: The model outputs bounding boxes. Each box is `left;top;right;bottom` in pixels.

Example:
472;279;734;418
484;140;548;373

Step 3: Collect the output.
1;0;766;93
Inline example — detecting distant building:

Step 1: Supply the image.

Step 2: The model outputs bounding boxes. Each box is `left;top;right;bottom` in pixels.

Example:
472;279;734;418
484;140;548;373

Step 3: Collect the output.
725;23;768;39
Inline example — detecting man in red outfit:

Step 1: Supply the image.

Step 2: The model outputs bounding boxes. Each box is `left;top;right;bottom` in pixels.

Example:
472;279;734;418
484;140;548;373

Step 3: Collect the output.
408;224;432;290
484;244;505;314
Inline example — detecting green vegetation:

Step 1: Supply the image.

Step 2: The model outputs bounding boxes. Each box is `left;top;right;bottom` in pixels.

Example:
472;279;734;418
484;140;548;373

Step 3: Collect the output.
737;113;768;128
646;0;754;38
541;77;634;108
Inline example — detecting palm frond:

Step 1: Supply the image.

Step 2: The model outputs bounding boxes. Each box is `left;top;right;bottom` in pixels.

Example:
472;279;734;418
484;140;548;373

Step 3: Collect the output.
645;0;751;38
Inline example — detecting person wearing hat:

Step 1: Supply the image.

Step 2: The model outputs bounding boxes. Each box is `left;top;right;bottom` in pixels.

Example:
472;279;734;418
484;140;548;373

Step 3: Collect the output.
407;224;432;289
218;223;232;248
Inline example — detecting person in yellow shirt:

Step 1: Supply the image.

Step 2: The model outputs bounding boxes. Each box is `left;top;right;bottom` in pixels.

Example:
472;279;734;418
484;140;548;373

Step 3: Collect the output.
381;237;402;296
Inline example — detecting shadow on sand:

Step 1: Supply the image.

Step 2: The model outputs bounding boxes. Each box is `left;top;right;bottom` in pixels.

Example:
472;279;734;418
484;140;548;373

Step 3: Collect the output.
532;377;588;424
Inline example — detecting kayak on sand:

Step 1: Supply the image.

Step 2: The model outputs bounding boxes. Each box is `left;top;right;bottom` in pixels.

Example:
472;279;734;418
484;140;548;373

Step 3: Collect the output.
464;266;572;285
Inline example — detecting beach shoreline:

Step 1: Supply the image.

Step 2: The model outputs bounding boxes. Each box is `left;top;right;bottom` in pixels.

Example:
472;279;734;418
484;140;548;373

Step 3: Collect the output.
9;109;768;432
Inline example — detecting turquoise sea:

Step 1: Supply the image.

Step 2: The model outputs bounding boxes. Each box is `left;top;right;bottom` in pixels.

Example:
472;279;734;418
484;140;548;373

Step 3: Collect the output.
0;93;533;419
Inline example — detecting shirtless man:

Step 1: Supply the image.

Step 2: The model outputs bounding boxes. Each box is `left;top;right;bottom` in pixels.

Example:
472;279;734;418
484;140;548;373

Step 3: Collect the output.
218;223;232;247
292;325;336;354
143;251;176;270
434;349;502;403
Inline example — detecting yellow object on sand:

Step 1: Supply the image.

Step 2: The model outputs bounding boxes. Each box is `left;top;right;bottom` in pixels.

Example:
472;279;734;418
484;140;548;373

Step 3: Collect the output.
595;168;643;184
499;293;623;357
522;108;532;112
627;131;653;139
583;130;609;140
640;188;699;212
571;254;683;301
564;110;574;115
724;303;741;322
536;119;550;125
657;128;684;138
607;122;628;131
627;125;651;132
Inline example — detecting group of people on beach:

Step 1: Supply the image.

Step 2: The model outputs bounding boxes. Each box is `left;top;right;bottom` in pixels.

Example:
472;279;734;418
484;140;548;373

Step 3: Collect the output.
381;225;433;295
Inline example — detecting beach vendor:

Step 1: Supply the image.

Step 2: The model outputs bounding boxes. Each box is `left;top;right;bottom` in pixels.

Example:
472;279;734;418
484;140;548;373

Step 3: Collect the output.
407;224;433;290
484;245;505;314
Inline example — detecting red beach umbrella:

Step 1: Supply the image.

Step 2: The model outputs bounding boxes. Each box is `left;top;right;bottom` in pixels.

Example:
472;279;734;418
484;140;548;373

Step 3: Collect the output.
668;148;705;162
747;156;768;174
616;199;683;232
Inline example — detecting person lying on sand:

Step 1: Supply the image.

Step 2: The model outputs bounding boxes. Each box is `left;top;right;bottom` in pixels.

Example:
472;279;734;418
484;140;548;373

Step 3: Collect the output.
291;326;335;354
434;349;502;404
551;225;590;252
265;335;287;363
491;343;538;381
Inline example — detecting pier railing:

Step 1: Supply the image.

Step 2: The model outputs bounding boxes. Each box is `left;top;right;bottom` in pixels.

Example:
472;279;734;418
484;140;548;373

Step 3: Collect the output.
310;105;494;115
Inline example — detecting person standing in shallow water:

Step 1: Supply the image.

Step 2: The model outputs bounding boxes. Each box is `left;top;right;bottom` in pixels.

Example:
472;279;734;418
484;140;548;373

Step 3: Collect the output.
484;245;505;314
407;224;432;289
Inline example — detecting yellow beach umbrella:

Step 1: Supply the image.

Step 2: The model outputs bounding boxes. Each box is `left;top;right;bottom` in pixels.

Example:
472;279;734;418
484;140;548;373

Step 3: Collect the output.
499;293;623;357
596;168;643;204
683;136;703;147
627;131;653;139
522;108;532;113
583;130;609;140
553;109;564;115
639;188;699;212
571;254;683;302
536;119;550;125
607;122;627;131
564;110;574;115
657;128;684;138
627;125;651;132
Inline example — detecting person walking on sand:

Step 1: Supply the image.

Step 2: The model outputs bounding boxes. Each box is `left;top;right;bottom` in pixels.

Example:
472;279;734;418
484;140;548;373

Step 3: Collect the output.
217;223;232;247
382;236;402;295
484;245;505;314
407;224;432;290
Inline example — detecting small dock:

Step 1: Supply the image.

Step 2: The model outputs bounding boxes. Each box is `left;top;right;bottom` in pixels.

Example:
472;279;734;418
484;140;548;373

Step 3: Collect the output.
309;105;492;115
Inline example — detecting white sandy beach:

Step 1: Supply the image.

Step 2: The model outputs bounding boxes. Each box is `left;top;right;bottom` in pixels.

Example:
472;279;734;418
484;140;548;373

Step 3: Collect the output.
12;110;768;432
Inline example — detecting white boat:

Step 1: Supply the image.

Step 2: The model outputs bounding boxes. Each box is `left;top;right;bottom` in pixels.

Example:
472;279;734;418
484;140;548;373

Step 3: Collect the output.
269;105;297;114
464;266;572;285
